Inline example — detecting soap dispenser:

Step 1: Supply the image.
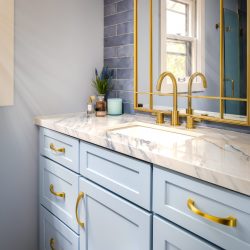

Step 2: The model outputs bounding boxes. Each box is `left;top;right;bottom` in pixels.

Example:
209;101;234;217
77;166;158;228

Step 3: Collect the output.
87;96;95;117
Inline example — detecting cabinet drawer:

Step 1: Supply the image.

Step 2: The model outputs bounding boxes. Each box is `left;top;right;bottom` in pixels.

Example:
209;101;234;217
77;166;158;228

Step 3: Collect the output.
80;141;152;210
40;128;79;173
153;167;250;250
153;216;219;250
40;206;79;250
40;157;79;233
77;177;152;250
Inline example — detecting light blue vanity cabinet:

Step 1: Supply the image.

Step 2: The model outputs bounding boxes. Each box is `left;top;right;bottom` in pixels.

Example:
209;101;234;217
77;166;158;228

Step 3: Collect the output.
39;156;80;233
80;141;152;210
153;216;219;250
40;128;80;173
77;178;152;250
40;206;79;250
153;167;250;250
39;127;250;250
39;128;152;250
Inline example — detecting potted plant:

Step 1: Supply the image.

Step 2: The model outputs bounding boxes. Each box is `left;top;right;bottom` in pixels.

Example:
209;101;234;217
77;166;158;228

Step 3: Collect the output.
92;67;114;117
92;66;114;101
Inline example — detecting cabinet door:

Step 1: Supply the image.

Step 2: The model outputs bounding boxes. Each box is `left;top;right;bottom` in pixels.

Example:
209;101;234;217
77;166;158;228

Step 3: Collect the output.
153;167;250;250
40;157;79;233
153;216;219;250
80;141;152;210
40;206;79;250
77;177;152;250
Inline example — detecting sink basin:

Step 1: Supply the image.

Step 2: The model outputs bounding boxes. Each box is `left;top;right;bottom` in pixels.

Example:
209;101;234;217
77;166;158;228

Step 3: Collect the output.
107;122;202;145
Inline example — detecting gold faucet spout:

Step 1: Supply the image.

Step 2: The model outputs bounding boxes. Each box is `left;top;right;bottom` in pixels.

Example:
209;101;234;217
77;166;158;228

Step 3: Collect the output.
156;72;179;126
187;72;207;115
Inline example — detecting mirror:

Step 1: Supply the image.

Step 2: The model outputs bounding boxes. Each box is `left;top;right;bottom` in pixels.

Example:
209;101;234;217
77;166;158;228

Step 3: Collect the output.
0;0;14;106
135;0;249;125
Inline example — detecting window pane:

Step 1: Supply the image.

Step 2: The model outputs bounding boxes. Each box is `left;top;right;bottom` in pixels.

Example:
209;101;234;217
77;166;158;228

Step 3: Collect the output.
166;54;187;77
167;11;187;35
168;0;186;14
166;40;187;54
166;0;188;36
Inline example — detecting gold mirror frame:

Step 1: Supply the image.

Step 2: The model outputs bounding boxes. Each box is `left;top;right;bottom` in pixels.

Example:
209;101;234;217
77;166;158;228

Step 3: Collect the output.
133;0;250;126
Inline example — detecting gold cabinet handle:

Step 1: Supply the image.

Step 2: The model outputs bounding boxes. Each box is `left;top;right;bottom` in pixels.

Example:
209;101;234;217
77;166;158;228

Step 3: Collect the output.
75;192;85;228
50;143;65;153
187;199;237;227
50;184;65;198
50;238;55;250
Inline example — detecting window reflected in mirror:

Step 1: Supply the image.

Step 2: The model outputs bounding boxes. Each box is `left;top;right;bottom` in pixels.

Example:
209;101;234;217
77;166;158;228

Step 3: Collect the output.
160;0;205;93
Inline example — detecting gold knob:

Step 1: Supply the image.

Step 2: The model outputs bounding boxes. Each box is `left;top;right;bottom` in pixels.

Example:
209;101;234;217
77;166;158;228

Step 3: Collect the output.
75;192;85;228
187;199;237;227
50;143;65;153
50;238;55;250
49;184;65;198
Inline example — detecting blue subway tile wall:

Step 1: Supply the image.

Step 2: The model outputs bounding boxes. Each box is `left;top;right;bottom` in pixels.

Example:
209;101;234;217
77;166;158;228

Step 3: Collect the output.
104;0;134;113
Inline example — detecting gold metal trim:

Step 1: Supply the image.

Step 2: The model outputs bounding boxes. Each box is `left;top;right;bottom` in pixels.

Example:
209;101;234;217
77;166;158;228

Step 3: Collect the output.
149;0;153;109
49;184;65;198
187;199;237;227
50;238;55;250
134;0;138;108
135;107;248;126
248;0;250;125
135;91;247;102
49;143;65;154
220;0;225;119
75;192;85;228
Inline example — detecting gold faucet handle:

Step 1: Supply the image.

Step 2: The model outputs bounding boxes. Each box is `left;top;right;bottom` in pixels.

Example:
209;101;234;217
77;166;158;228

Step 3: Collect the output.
156;112;165;124
186;115;203;129
186;116;195;129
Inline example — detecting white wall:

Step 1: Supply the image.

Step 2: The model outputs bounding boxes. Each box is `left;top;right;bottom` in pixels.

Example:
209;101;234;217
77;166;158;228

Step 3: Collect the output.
0;1;103;249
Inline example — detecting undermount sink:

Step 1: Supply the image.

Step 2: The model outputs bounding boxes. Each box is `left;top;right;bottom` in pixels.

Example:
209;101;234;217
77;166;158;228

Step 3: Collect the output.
107;122;202;145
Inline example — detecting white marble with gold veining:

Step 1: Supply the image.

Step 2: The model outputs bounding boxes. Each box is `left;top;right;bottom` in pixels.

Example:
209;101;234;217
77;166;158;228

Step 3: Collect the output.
35;112;250;196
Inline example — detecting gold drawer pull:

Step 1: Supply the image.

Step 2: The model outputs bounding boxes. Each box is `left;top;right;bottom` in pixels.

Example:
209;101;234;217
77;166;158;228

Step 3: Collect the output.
187;199;237;227
50;238;55;250
50;184;65;198
50;143;65;153
75;192;85;228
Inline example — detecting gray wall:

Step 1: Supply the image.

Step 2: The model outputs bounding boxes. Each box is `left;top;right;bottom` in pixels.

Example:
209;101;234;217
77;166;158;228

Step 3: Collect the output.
104;0;134;113
0;1;103;249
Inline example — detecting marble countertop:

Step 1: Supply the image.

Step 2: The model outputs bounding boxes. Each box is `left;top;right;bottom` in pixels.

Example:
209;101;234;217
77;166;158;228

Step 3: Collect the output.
35;112;250;196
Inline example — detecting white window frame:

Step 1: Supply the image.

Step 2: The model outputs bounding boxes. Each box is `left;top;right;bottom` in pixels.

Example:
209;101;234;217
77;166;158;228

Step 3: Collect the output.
160;0;205;93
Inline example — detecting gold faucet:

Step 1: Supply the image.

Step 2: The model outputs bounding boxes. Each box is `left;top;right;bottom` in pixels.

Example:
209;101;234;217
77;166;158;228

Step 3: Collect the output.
186;72;207;129
156;72;180;126
186;72;207;115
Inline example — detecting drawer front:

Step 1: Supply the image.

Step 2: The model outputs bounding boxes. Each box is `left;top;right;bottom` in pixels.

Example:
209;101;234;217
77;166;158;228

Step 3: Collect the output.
80;141;152;210
153;216;219;250
40;157;79;233
40;206;79;250
153;167;250;250
40;128;79;173
78;177;152;250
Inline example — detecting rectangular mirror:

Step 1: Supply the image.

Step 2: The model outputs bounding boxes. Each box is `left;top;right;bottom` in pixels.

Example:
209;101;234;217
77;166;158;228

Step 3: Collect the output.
0;0;14;106
134;0;250;126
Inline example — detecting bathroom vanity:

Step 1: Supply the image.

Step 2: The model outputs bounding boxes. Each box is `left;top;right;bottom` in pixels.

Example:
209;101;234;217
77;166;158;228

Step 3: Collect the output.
36;113;250;250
